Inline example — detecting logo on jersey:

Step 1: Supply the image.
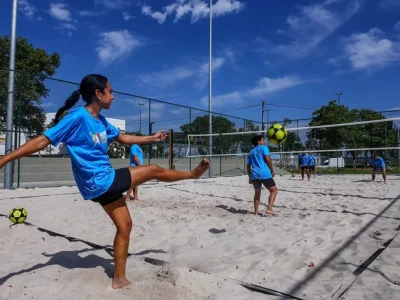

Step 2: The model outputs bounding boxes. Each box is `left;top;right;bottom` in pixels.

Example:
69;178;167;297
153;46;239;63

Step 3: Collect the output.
90;131;107;145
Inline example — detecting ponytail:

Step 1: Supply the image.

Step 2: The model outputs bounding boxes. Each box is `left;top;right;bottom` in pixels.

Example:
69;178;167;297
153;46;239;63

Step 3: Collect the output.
54;89;81;125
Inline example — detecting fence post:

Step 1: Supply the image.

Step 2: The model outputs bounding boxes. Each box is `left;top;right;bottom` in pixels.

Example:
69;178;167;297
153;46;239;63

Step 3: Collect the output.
17;73;24;188
169;129;174;169
189;108;192;171
219;133;222;176
148;99;151;165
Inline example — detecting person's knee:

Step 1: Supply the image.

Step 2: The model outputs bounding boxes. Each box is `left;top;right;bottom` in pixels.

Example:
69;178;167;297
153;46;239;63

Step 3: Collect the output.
150;164;162;172
116;219;132;235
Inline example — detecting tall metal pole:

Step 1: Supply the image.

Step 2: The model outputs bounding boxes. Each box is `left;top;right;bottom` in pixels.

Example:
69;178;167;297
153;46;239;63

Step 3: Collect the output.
208;0;213;177
261;101;265;131
335;92;343;105
138;103;144;133
4;0;18;190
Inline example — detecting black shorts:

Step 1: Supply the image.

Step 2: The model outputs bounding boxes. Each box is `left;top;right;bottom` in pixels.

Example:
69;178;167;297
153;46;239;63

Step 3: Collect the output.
252;178;276;189
309;166;315;171
373;168;385;174
91;168;132;206
301;166;309;170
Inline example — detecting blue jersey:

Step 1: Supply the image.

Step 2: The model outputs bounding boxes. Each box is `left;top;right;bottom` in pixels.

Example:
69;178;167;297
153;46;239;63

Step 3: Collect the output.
246;145;272;180
300;153;310;166
43;107;120;200
309;155;316;166
371;157;385;169
130;144;144;166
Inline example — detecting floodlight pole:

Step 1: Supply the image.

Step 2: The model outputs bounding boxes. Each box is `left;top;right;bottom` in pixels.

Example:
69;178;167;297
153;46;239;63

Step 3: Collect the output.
4;0;18;190
208;0;213;177
335;92;343;105
261;101;265;131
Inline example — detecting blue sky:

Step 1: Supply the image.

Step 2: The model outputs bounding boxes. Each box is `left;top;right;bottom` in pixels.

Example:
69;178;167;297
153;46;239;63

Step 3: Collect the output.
1;0;400;133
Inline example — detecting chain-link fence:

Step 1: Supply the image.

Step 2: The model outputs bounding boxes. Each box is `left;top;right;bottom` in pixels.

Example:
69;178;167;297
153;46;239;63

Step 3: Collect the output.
1;68;400;188
0;69;265;188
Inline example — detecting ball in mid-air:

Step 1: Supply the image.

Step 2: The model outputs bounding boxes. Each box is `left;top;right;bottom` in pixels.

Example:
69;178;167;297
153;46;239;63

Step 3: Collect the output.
8;207;28;224
266;124;288;145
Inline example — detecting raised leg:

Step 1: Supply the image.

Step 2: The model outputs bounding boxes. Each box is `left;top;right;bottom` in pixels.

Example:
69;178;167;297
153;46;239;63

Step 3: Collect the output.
128;159;209;187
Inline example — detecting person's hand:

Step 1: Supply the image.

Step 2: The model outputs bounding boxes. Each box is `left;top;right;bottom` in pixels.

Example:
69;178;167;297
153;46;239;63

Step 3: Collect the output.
272;171;275;177
248;178;252;184
152;130;167;142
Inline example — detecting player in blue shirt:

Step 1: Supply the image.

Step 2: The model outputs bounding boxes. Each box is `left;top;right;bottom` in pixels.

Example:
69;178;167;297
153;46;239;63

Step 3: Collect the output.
125;144;144;201
371;153;387;183
0;74;210;290
299;151;311;181
309;152;316;178
247;135;278;216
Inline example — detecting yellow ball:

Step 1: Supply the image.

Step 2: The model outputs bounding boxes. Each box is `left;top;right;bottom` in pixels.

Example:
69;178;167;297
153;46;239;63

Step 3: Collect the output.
266;124;288;145
8;207;28;224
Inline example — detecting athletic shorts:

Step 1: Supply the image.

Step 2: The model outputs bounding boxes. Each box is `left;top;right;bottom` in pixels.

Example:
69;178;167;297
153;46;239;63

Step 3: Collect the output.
373;168;385;174
309;166;315;171
91;168;132;206
301;166;309;170
252;178;276;189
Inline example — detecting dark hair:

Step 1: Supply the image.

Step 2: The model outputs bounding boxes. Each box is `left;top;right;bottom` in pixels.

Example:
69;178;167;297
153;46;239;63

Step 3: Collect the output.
251;135;264;146
54;74;108;124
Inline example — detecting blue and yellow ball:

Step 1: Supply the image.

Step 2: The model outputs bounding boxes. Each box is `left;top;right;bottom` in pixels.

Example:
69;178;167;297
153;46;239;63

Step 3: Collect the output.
266;124;288;145
8;207;28;224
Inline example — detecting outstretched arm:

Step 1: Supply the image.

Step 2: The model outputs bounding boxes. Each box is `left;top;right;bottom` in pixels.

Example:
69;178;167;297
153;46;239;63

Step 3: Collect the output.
116;130;167;145
0;135;51;169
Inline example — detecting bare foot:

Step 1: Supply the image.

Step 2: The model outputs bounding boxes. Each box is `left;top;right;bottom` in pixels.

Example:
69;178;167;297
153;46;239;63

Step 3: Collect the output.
133;198;139;200
266;210;278;216
112;276;132;289
190;159;210;179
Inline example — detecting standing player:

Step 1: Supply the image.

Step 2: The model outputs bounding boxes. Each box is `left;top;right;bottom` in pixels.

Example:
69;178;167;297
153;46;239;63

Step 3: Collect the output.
0;74;210;290
299;150;311;181
247;135;278;216
125;144;144;201
309;152;316;178
371;153;387;183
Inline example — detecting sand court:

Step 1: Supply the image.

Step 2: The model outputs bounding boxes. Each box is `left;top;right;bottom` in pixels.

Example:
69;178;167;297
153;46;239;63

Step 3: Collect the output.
1;174;399;300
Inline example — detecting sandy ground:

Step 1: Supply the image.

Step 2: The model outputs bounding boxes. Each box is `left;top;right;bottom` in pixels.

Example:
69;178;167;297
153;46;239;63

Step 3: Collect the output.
0;174;399;300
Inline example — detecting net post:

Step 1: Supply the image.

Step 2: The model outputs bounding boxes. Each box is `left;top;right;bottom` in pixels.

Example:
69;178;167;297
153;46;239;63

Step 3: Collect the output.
169;129;174;169
219;132;222;176
189;108;192;171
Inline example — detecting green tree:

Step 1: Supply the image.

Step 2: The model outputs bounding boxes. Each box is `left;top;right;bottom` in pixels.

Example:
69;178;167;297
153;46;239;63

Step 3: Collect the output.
181;115;237;155
281;118;303;151
0;36;60;140
236;120;260;154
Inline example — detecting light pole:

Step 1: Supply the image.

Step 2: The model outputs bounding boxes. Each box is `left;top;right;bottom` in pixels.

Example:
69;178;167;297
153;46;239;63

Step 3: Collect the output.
138;103;144;133
208;0;213;178
4;0;18;190
335;92;343;105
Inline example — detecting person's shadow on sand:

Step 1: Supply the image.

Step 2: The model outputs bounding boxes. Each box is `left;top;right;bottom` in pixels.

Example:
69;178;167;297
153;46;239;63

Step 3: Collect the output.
0;248;114;286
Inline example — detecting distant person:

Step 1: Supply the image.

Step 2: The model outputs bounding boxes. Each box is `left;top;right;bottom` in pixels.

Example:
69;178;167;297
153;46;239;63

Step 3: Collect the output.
247;135;278;216
125;144;144;201
309;152;316;178
371;154;387;183
299;151;311;181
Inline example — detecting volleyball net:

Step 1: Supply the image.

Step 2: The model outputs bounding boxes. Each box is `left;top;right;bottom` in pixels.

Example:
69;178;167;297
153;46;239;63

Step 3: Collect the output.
186;117;400;171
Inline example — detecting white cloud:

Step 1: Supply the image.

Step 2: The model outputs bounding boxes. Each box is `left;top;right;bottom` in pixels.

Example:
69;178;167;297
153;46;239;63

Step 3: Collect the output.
247;76;308;97
96;30;142;66
141;0;244;24
123;12;135;20
276;0;362;58
138;57;225;89
79;10;105;16
342;28;400;70
49;3;72;21
200;91;242;108
18;0;37;19
199;75;310;109
394;21;400;31
61;23;77;30
95;0;131;10
380;0;400;9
